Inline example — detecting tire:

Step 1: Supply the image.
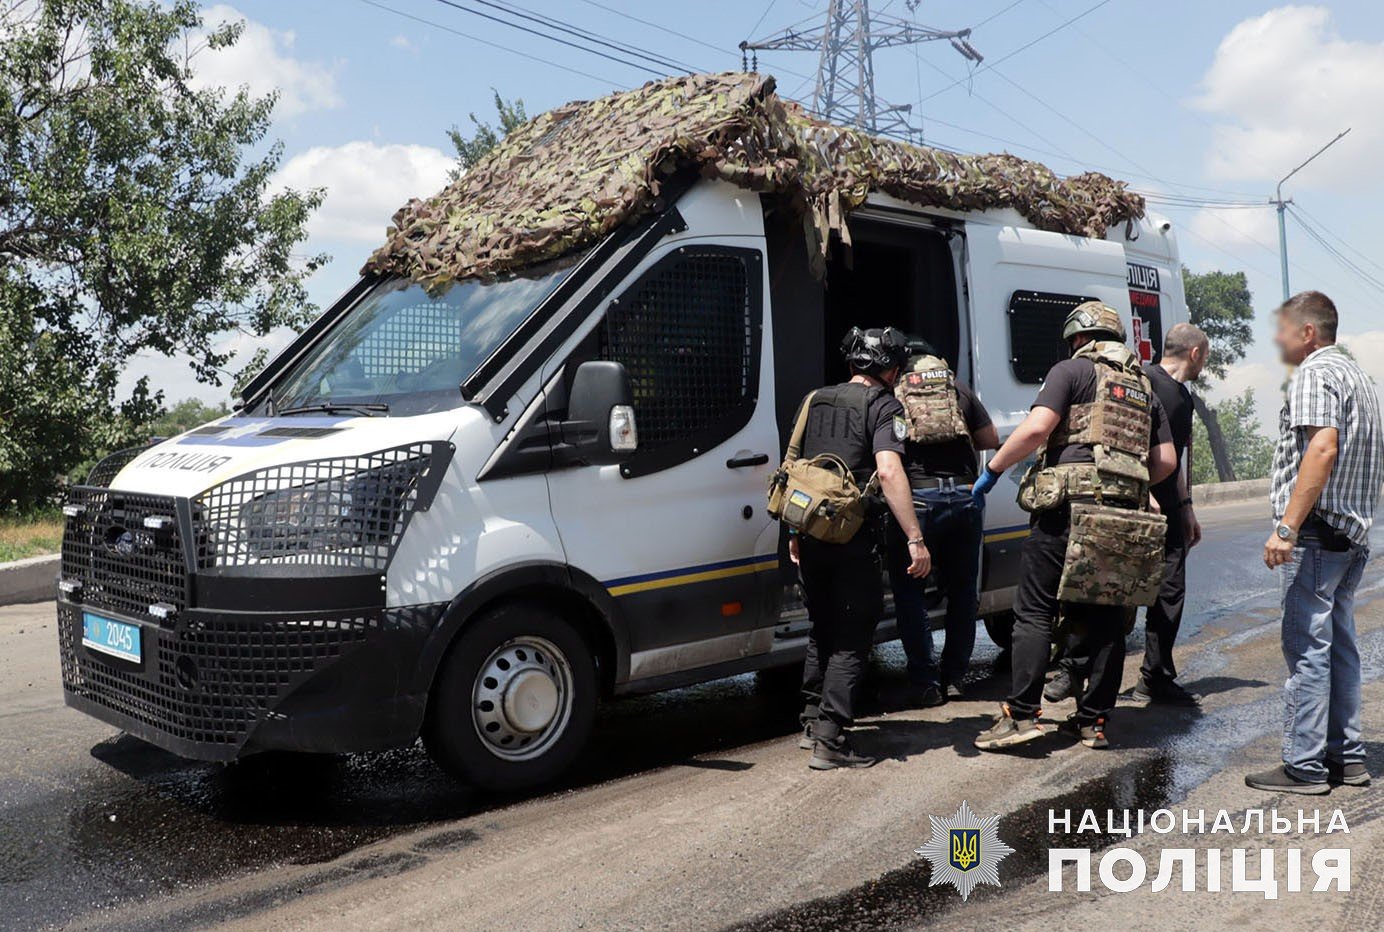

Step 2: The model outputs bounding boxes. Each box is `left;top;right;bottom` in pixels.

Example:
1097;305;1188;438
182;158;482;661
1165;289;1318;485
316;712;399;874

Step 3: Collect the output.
424;602;597;791
983;611;1014;652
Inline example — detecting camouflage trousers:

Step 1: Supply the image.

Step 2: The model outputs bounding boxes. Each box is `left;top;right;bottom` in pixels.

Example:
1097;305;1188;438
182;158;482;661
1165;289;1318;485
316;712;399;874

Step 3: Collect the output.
1008;508;1127;724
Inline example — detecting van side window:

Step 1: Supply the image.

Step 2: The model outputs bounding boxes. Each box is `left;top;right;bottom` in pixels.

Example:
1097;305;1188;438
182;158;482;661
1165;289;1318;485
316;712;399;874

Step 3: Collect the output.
1008;290;1098;383
597;246;763;475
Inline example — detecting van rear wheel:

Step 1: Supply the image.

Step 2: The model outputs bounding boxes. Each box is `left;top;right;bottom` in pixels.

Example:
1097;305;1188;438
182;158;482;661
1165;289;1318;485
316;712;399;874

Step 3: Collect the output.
425;603;597;791
983;611;1014;651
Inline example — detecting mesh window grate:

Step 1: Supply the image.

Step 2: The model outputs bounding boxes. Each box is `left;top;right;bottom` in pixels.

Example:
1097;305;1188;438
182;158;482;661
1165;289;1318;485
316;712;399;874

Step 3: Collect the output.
1008;290;1098;384
598;250;754;452
61;489;190;621
85;444;155;488
58;604;380;746
192;443;441;570
354;301;463;380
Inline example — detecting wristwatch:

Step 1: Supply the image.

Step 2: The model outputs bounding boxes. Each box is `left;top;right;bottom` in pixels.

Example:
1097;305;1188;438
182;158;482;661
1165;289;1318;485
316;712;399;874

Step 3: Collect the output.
908;537;926;547
1179;497;1194;509
1275;523;1298;543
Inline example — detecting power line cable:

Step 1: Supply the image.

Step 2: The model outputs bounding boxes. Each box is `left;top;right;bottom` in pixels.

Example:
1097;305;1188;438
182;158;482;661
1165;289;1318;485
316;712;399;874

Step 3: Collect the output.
358;0;620;85
1289;203;1384;280
975;0;1031;30
1288;206;1384;299
918;0;1114;103
460;0;706;74
428;0;667;76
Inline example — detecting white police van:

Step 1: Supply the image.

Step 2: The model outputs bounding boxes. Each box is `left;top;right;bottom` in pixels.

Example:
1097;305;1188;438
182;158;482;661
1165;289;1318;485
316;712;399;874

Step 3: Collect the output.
56;175;1187;789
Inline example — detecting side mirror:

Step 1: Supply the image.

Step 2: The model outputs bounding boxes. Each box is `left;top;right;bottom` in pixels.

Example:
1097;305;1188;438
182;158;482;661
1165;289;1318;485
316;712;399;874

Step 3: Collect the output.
559;360;637;465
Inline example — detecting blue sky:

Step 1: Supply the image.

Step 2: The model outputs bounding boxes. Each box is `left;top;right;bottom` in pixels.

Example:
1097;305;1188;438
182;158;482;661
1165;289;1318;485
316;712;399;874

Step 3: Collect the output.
155;1;1384;432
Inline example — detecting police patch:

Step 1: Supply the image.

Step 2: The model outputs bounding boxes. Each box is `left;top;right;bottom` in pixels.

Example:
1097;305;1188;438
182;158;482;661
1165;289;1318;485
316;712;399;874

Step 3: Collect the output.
893;416;907;441
1106;382;1149;409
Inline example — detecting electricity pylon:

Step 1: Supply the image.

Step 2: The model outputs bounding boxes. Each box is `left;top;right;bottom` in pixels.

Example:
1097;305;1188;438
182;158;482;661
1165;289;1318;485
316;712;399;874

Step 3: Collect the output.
741;0;982;139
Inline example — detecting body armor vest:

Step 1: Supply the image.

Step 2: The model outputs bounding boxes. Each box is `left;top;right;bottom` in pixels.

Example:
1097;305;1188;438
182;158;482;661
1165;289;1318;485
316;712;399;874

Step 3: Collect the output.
801;382;882;487
896;355;971;445
1020;340;1153;512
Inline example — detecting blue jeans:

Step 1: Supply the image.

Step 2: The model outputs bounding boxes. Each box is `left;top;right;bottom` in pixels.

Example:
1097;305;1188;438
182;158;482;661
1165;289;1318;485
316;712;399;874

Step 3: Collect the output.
888;487;985;688
1278;542;1368;782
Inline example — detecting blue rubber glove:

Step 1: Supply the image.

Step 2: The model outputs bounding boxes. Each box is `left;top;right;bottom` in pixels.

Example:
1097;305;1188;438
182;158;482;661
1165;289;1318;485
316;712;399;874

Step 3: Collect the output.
971;465;1001;505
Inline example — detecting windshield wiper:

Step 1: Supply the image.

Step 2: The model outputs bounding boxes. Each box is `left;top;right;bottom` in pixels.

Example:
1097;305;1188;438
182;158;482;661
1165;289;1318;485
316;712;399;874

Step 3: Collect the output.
277;402;390;417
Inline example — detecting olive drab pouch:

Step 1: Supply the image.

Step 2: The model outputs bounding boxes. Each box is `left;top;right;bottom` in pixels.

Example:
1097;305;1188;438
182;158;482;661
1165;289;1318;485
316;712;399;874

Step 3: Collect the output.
896;355;968;444
1057;503;1167;606
767;391;875;544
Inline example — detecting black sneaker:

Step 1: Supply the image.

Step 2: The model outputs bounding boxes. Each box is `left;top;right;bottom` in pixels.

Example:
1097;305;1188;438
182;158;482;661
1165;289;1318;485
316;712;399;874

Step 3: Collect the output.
809;740;879;770
974;703;1046;750
912;684;946;708
1244;765;1330;795
942;682;965;702
1044;668;1081;703
1327;761;1371;787
798;721;815;750
1059;714;1109;749
1145;679;1200;706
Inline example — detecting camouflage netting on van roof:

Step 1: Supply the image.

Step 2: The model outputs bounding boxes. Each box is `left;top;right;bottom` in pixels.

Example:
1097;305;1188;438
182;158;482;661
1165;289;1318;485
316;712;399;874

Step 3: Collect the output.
363;72;1145;290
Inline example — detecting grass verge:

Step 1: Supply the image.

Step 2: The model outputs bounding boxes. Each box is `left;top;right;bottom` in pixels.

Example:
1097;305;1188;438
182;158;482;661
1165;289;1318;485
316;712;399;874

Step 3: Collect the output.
0;513;63;563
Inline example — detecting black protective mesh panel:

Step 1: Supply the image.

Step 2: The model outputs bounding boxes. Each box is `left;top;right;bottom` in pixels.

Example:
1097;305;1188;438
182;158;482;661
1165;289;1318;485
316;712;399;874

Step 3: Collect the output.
1008;290;1096;384
85;444;155;488
354;301;463;380
599;250;753;451
61;489;190;621
58;604;379;747
192;443;440;570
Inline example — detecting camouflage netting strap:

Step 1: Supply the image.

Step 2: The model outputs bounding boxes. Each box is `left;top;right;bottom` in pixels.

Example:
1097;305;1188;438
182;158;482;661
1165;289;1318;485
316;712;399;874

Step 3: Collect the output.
364;72;1146;290
1058;503;1166;607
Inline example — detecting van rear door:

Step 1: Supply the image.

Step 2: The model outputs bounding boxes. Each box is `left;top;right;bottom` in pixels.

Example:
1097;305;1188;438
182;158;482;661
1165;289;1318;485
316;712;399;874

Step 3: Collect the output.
963;222;1133;596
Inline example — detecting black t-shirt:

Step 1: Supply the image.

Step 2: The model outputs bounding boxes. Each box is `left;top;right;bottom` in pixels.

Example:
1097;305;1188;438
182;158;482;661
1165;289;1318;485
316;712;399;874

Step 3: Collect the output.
902;381;993;482
1145;363;1193;512
1033;357;1171;465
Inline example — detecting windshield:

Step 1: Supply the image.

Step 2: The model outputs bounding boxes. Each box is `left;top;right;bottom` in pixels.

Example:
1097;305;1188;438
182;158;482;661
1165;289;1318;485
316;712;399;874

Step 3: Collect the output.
270;259;576;416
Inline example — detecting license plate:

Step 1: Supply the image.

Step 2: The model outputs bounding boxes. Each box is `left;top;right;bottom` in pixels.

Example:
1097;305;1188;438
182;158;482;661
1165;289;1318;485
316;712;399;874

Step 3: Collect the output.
81;612;142;663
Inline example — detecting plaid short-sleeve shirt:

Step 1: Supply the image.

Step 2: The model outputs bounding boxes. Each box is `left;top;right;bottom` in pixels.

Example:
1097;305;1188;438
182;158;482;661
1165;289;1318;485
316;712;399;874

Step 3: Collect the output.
1270;344;1384;545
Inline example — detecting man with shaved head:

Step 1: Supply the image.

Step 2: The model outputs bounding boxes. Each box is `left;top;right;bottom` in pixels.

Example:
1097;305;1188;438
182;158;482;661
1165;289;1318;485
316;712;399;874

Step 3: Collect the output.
1046;321;1210;708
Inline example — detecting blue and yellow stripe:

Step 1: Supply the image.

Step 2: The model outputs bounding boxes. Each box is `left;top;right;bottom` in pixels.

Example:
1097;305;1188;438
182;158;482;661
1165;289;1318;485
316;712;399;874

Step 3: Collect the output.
604;554;779;598
983;523;1030;544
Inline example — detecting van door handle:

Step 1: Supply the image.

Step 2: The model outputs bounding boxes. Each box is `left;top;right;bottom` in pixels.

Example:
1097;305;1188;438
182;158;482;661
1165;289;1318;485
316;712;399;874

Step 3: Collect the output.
726;453;770;469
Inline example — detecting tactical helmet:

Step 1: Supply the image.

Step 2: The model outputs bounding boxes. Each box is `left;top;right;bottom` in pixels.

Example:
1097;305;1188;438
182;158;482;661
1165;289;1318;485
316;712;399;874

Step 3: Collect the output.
841;326;909;375
1062;301;1126;343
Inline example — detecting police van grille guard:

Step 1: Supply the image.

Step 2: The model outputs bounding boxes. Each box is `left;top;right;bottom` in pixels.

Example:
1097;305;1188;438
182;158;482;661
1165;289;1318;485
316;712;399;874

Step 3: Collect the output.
192;442;448;571
58;603;381;748
61;488;191;622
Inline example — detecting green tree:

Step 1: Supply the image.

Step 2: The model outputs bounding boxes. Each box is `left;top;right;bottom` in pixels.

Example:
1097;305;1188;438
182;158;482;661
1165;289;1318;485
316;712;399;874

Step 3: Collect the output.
0;0;324;507
1191;389;1275;486
1183;267;1257;482
447;90;527;178
147;398;231;439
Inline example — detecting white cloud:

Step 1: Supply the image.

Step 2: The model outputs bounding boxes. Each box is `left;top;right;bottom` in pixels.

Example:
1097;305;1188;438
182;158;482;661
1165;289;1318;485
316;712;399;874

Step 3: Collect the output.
272;141;454;243
1193;6;1384;186
1206;359;1286;434
389;35;417;54
1187;205;1280;259
191;5;342;118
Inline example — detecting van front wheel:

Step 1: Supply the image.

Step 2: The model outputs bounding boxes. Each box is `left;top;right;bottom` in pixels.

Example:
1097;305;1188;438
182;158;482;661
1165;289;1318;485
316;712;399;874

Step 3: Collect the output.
425;603;597;790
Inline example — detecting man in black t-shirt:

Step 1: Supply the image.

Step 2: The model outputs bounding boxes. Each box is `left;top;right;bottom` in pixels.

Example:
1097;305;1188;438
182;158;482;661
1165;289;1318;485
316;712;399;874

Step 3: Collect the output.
887;345;999;704
971;303;1177;750
788;327;930;770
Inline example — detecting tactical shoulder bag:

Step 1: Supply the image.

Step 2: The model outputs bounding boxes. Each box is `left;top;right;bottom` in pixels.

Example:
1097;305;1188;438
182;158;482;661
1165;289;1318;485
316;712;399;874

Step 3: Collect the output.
767;391;878;544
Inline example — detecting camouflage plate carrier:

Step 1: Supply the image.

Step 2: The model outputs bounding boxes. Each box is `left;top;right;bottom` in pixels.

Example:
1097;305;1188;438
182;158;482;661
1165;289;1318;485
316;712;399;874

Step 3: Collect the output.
896;354;970;445
1018;334;1167;606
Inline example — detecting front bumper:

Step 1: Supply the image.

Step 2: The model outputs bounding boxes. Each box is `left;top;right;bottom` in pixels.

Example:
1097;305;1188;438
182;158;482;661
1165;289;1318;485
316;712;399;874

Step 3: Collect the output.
58;598;445;759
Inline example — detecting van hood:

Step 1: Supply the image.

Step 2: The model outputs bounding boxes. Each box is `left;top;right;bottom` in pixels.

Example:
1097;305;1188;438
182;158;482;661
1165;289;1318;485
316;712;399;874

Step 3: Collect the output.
106;412;461;499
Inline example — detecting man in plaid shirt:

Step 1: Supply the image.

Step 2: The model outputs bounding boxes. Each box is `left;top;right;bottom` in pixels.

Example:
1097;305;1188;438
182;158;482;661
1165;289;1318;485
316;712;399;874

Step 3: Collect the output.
1247;291;1384;795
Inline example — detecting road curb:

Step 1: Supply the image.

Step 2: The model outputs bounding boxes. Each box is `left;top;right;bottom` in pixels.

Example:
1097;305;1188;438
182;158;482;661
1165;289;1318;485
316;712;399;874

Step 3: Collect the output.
0;553;58;606
1193;477;1270;507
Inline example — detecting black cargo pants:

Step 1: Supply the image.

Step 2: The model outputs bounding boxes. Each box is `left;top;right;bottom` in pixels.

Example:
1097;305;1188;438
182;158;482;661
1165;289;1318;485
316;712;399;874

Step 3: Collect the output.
798;532;883;745
1009;507;1126;725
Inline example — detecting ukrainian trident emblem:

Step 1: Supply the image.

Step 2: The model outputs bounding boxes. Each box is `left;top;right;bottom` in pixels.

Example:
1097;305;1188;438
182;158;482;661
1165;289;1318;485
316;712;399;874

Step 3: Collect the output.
916;801;1014;900
949;828;980;871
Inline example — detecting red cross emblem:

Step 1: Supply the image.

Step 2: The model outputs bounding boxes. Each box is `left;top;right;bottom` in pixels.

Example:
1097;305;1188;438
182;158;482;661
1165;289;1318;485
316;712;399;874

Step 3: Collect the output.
1131;315;1154;364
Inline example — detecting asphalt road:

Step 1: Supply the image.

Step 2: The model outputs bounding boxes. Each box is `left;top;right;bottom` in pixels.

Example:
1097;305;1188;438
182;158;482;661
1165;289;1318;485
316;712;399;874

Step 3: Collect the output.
3;499;1383;930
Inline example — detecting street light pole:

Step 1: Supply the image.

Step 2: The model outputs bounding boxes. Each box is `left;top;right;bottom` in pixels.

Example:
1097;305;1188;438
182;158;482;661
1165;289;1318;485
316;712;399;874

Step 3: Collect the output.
1272;128;1351;302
